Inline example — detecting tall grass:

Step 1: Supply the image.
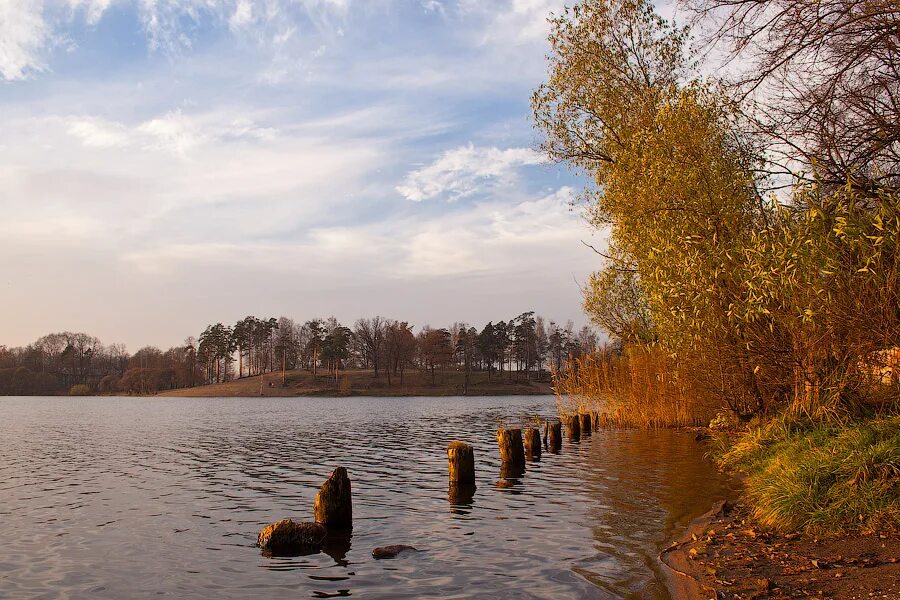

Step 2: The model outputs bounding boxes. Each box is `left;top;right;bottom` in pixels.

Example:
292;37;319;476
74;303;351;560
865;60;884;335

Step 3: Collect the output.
552;346;716;427
715;413;900;534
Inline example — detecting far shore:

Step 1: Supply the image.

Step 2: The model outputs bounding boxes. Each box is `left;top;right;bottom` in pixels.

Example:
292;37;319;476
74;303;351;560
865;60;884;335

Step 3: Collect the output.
155;368;555;398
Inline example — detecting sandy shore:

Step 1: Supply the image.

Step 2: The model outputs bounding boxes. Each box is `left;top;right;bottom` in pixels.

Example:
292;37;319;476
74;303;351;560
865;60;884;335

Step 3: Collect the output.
661;499;899;599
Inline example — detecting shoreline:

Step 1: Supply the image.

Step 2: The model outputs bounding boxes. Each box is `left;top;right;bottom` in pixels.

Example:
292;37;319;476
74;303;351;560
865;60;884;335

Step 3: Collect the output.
660;495;900;600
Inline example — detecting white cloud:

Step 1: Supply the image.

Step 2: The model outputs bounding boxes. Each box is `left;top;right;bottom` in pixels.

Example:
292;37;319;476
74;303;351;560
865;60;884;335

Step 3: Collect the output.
0;0;50;80
67;0;114;25
59;110;279;156
136;110;206;155
65;116;131;148
0;0;362;81
459;0;561;46
228;0;254;32
396;144;544;202
400;186;582;277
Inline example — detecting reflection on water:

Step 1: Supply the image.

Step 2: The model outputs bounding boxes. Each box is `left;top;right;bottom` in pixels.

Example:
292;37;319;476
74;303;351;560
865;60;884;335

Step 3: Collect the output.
0;396;735;599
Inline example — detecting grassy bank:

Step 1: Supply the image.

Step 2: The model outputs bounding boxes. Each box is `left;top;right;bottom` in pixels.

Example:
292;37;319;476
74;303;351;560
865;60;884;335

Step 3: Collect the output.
160;368;553;397
714;414;900;535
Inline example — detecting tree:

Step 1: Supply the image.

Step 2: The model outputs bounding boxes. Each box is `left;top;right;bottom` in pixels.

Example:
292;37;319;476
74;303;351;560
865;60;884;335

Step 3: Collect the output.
690;0;900;192
354;317;386;378
419;327;452;385
301;319;326;375
455;326;479;394
477;322;499;380
384;321;416;386
321;325;352;382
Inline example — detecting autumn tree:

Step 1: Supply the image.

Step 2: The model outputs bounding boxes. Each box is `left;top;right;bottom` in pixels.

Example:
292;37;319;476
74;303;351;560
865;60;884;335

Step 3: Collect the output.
419;326;453;385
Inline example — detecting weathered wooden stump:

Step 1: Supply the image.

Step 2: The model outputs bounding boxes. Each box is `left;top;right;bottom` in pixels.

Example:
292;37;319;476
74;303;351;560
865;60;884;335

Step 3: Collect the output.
523;427;541;460
564;414;581;441
314;467;352;530
547;421;562;452
447;441;475;485
448;482;476;507
496;427;525;467
579;412;592;436
257;519;327;555
498;461;526;484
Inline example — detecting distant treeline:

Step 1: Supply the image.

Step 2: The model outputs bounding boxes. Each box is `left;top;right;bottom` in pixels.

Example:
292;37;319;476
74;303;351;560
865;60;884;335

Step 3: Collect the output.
0;313;599;395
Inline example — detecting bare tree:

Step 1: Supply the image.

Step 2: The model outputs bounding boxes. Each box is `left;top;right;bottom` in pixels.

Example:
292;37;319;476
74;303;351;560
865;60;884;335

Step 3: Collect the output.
353;316;386;378
688;0;900;191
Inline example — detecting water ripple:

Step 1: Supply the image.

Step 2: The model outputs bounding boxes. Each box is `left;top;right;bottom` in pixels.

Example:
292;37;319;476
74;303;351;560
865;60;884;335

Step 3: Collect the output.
0;395;735;599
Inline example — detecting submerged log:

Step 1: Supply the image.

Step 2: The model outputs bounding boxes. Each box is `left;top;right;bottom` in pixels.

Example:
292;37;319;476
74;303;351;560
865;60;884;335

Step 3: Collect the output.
447;441;475;484
314;467;352;530
523;427;541;460
564;414;581;441
257;519;327;555
496;427;525;467
547;421;562;452
579;412;592;436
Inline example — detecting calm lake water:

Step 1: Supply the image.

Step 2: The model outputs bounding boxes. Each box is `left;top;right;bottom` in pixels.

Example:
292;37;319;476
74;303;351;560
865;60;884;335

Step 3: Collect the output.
0;395;734;599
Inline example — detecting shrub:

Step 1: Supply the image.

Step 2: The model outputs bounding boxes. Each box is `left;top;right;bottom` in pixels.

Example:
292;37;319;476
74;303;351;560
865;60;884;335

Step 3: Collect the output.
68;384;91;396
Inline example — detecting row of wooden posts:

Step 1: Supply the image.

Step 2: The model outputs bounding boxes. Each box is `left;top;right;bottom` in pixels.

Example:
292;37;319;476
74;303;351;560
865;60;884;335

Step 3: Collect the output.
258;410;604;555
447;410;603;485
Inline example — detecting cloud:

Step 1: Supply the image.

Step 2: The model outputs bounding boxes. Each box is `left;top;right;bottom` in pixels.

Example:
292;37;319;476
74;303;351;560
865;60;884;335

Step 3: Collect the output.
0;0;598;349
458;0;562;46
400;186;582;277
228;0;254;32
0;0;50;80
60;110;278;156
396;144;544;202
0;0;362;81
68;0;114;25
65;117;131;148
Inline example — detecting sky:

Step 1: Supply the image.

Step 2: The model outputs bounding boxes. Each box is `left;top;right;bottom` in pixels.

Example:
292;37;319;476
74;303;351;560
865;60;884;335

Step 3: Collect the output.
0;0;641;350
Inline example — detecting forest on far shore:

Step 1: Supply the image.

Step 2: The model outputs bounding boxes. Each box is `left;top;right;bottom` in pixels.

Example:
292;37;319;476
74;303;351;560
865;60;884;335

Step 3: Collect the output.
0;313;599;396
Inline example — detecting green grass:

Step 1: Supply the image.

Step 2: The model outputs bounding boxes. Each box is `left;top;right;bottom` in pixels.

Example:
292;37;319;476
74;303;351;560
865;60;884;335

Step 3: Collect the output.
714;414;900;535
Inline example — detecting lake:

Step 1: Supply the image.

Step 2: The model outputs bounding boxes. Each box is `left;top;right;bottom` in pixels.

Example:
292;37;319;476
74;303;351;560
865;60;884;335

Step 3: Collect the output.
0;395;734;599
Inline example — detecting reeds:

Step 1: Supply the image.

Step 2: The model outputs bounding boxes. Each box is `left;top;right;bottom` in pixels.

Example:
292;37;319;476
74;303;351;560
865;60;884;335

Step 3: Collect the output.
551;345;715;428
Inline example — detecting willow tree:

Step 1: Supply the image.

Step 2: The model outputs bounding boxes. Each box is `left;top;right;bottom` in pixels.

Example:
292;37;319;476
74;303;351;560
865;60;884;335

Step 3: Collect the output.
533;0;771;413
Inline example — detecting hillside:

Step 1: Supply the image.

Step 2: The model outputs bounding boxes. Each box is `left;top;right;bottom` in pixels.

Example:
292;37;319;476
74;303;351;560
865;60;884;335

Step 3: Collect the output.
158;368;554;397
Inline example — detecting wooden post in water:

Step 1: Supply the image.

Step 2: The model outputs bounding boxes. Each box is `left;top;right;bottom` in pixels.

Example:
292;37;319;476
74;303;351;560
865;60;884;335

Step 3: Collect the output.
447;441;475;485
314;467;352;529
547;421;562;452
564;414;580;441
523;427;541;460
579;412;592;436
496;427;525;467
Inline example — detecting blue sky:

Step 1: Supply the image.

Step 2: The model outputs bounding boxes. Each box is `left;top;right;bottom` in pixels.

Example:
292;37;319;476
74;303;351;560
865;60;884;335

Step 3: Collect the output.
0;0;623;349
